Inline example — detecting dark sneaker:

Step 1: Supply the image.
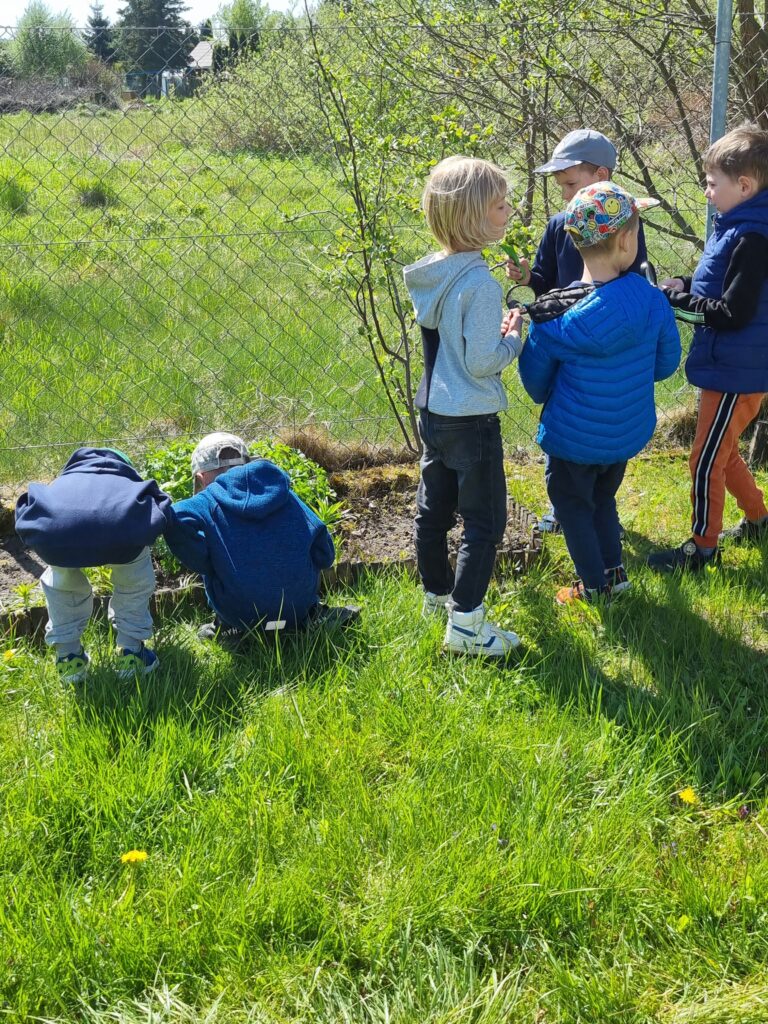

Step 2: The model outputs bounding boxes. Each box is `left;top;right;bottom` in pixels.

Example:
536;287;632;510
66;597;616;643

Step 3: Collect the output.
718;517;768;545
646;539;722;574
117;643;159;678
555;580;612;605
538;513;562;535
307;603;361;630
56;648;89;683
197;619;247;648
604;565;632;596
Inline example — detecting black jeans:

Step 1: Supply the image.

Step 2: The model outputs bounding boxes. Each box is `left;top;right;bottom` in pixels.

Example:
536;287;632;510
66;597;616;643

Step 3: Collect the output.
545;456;626;590
415;411;507;613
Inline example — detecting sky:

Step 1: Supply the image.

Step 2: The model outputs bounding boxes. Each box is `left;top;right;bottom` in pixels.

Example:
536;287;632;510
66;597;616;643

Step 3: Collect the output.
1;0;295;32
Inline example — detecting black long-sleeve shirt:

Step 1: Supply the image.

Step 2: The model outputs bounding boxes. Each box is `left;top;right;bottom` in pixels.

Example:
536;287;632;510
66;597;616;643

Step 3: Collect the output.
664;233;768;329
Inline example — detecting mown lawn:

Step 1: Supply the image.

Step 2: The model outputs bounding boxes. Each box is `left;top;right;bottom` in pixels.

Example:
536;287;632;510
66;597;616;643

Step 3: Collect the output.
2;453;768;1023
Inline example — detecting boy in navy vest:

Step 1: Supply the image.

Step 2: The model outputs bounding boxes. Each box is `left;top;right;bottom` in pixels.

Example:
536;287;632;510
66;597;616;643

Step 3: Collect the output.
163;432;355;643
506;129;650;534
648;125;768;573
15;448;170;681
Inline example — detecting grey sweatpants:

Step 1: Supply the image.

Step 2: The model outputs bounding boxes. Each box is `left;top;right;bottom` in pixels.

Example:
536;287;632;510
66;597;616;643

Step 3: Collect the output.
41;547;155;654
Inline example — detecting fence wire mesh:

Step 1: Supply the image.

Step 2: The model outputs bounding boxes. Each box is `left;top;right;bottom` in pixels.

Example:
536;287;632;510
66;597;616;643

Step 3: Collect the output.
1;0;766;479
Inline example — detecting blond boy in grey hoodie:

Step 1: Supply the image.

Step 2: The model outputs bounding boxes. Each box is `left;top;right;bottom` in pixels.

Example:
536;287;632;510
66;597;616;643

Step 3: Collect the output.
403;156;524;657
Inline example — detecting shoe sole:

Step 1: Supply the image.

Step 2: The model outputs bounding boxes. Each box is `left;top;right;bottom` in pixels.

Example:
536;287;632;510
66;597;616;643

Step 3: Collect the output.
443;636;521;657
116;659;159;679
58;668;88;683
610;580;632;595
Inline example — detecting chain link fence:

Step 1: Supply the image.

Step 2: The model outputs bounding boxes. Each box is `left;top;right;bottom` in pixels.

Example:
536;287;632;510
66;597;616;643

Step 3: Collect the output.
1;0;766;480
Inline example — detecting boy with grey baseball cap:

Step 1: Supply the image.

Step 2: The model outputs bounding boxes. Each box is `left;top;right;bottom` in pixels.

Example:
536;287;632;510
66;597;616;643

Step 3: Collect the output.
534;129;617;174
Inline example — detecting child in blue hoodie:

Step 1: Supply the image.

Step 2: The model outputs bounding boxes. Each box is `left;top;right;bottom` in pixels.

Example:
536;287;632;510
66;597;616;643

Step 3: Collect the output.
163;432;343;641
403;156;524;657
519;183;680;604
15;448;171;680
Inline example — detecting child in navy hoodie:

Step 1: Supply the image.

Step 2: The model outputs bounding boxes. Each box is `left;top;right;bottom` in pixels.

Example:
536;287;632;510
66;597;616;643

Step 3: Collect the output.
163;432;345;642
15;448;171;681
647;125;768;573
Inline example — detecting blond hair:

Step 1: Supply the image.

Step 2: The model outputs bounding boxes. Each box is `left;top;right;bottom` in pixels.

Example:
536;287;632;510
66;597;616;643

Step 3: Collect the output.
422;156;508;253
704;125;768;191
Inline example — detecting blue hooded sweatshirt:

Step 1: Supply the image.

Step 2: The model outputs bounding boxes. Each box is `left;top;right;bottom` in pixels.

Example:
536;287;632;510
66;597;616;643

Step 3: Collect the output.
519;273;681;463
164;460;336;629
15;447;172;567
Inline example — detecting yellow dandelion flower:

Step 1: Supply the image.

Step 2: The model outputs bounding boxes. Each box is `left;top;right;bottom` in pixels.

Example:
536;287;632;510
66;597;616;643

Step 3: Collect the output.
120;849;148;864
678;787;698;806
3;649;18;663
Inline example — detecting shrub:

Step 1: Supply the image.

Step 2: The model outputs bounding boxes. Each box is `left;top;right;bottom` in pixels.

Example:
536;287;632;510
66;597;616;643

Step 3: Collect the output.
142;437;341;522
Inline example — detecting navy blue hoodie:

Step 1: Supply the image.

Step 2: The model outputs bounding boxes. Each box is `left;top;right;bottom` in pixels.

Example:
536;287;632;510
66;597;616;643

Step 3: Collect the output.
15;448;172;567
164;460;336;629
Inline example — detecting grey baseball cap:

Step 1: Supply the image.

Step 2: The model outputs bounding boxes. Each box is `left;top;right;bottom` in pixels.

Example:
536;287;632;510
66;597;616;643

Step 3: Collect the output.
191;431;250;475
534;130;618;174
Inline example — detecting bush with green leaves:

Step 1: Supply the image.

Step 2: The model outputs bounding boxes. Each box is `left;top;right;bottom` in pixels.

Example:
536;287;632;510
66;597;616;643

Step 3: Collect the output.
142;437;344;579
142;437;342;525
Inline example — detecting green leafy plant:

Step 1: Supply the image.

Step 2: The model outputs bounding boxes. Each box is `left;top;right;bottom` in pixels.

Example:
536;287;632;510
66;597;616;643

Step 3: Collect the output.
11;581;42;610
142;438;346;578
501;221;537;267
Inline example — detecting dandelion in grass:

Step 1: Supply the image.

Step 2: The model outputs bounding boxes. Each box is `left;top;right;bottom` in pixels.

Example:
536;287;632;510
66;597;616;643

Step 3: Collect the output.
678;787;698;806
3;649;18;663
120;849;148;864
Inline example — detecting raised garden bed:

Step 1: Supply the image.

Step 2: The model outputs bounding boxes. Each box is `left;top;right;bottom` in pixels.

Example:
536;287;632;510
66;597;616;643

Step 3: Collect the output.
1;468;541;640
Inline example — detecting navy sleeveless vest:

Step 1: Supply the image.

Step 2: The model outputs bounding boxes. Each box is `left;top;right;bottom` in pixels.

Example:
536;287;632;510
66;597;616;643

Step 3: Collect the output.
685;188;768;394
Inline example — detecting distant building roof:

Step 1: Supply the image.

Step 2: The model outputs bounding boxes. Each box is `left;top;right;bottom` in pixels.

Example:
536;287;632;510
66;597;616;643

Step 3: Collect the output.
188;41;214;70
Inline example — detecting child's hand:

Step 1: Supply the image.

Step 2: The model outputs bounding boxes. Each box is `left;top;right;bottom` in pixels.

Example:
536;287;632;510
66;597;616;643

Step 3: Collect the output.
660;277;684;291
502;307;523;337
505;257;531;287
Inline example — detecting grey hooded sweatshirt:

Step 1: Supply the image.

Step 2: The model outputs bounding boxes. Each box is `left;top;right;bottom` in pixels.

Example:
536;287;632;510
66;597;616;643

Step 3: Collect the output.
403;250;523;416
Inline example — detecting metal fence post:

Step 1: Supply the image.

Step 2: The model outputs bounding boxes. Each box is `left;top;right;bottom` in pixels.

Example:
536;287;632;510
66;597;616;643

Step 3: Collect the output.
707;0;733;238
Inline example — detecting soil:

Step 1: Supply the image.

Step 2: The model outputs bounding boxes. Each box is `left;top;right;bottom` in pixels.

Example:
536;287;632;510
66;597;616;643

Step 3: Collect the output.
337;487;537;568
0;469;540;632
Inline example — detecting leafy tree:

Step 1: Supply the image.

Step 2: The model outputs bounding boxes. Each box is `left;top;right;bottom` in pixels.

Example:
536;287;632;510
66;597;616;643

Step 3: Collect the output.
10;1;88;78
114;0;195;72
83;2;116;63
0;40;15;77
198;17;214;38
216;0;264;57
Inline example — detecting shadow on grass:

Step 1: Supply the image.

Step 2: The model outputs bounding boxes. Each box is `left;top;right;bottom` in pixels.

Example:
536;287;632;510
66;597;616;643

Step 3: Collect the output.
71;595;370;737
523;562;768;797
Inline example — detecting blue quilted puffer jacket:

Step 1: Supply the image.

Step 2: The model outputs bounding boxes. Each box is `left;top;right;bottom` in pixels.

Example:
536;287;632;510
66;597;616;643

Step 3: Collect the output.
519;273;681;464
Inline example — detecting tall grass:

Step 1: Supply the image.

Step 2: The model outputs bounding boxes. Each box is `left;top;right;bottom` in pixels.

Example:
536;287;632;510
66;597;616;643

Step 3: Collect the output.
2;456;768;1021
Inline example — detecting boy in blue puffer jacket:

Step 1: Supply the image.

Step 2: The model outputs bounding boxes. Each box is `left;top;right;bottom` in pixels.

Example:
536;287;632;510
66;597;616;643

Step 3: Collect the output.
15;448;171;680
518;182;681;603
647;125;768;573
164;432;353;643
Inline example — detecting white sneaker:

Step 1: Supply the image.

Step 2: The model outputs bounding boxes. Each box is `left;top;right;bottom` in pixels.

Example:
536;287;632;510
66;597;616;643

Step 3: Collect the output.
444;605;520;657
423;591;452;619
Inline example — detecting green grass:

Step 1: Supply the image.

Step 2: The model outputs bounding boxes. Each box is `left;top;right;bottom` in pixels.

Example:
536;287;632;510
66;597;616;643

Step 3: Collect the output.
3;454;768;1022
0;105;705;483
